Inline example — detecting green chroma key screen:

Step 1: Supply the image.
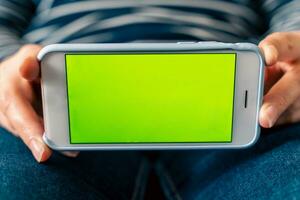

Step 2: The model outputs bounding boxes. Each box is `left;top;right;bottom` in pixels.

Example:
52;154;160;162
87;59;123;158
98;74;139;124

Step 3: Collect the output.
65;53;236;144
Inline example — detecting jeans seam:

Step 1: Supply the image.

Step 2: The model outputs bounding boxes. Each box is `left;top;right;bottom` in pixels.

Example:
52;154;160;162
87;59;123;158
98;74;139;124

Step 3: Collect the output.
155;162;182;200
131;158;150;200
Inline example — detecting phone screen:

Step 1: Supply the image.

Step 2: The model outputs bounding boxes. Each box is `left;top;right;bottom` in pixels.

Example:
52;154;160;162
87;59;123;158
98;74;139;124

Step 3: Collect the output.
65;53;236;144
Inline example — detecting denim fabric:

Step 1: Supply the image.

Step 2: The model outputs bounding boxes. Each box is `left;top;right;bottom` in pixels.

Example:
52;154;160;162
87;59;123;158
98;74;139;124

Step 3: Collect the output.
157;123;300;200
1;124;299;200
0;128;150;200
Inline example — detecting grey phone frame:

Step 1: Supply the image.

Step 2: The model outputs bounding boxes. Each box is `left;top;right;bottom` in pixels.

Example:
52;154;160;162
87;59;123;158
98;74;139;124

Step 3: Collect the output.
38;42;264;151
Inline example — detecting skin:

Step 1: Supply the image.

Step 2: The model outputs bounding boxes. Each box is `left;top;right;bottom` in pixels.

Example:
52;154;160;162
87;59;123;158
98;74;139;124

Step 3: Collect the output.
0;32;299;162
0;45;78;162
259;31;300;127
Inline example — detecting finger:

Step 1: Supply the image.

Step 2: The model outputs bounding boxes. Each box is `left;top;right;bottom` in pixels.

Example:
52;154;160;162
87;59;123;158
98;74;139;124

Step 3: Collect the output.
264;64;284;94
61;151;80;158
259;32;300;66
259;69;300;128
18;45;42;81
5;95;52;162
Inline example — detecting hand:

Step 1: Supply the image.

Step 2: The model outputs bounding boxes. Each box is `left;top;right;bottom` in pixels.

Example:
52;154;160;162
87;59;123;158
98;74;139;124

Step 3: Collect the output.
259;31;300;128
0;45;78;162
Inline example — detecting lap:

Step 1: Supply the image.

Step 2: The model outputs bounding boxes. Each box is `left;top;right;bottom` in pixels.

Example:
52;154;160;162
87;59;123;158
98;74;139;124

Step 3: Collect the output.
2;122;299;200
157;123;300;200
0;128;148;200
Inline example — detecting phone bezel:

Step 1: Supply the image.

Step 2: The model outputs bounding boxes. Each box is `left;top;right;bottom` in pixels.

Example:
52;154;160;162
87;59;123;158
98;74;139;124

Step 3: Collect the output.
39;43;264;150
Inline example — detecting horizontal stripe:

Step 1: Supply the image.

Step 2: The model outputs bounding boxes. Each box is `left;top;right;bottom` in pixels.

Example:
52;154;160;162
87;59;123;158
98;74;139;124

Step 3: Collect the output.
33;0;259;25
0;0;299;61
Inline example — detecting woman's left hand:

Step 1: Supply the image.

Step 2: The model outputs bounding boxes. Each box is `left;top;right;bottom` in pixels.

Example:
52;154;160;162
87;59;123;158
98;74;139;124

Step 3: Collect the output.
259;31;300;128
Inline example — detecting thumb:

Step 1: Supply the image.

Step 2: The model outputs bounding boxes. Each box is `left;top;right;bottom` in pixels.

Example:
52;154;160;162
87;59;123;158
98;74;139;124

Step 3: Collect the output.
259;32;300;66
18;45;42;81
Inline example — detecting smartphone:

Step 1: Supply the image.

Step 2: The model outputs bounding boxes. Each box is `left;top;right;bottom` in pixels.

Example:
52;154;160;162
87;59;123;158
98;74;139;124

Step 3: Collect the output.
38;42;264;150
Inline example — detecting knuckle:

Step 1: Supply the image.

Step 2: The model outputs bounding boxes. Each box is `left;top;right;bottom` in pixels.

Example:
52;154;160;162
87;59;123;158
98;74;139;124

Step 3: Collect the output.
276;94;290;108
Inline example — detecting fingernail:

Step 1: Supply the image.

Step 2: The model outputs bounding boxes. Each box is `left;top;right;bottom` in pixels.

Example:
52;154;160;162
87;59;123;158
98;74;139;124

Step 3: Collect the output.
262;105;276;128
29;138;45;162
264;45;278;65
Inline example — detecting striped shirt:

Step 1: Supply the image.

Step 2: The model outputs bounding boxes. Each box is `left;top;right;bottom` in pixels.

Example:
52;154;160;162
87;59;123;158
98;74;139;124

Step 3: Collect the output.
0;0;299;60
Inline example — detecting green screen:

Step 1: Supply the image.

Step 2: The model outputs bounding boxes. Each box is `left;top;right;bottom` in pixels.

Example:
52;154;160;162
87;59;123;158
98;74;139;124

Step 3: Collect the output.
65;53;236;144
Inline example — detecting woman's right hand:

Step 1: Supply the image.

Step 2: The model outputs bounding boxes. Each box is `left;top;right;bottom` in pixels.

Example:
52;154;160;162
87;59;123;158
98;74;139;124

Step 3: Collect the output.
0;45;52;162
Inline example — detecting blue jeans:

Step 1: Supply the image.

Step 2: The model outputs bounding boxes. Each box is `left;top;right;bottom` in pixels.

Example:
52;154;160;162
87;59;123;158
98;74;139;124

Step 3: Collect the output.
157;124;300;200
0;124;299;200
0;128;150;200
